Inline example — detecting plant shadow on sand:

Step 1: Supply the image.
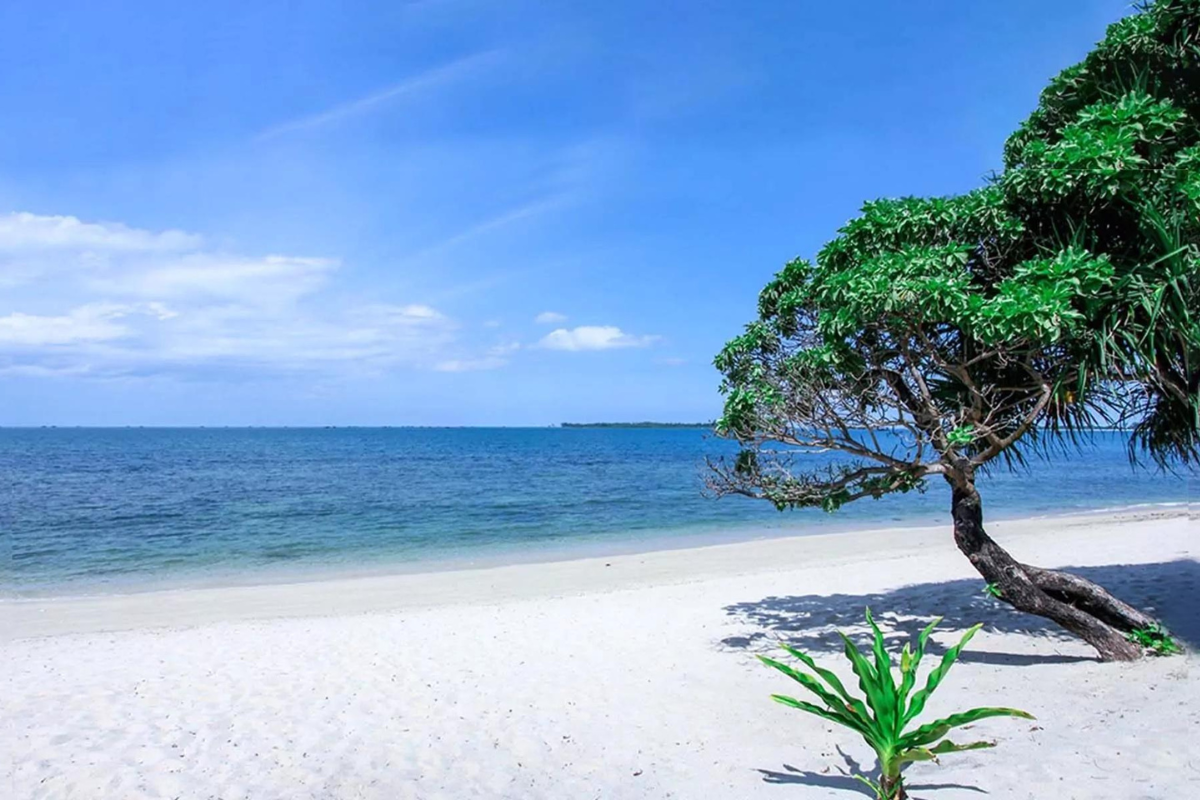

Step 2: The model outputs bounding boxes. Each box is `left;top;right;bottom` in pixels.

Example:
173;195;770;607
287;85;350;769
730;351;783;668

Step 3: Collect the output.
758;747;988;798
724;559;1199;796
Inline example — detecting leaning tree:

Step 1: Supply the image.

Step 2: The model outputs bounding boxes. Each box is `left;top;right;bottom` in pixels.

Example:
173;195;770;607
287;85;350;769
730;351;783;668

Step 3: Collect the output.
710;0;1198;661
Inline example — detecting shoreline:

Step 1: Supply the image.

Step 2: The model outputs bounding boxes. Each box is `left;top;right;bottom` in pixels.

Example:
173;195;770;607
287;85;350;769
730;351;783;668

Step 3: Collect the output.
3;504;1191;641
8;499;1191;602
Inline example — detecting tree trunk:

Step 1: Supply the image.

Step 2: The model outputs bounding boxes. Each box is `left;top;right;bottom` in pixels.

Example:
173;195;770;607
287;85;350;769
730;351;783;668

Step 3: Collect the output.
949;480;1147;661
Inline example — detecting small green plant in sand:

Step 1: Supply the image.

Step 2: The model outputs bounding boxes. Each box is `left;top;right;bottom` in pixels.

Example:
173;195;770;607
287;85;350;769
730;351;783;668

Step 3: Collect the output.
1127;623;1183;656
759;608;1033;800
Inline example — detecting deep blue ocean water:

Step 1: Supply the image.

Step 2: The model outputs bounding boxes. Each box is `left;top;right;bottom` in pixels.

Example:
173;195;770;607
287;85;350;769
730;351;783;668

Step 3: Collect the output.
1;428;1193;596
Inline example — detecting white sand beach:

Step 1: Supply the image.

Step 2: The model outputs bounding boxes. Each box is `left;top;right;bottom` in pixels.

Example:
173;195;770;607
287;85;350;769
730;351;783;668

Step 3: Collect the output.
3;509;1197;799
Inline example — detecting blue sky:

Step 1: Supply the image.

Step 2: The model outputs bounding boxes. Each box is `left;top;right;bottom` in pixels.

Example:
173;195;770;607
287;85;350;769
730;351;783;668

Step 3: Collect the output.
0;0;1133;426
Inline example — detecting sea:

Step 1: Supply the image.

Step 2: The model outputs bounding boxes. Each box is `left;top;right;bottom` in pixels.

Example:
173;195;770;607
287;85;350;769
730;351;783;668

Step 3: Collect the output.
1;427;1193;597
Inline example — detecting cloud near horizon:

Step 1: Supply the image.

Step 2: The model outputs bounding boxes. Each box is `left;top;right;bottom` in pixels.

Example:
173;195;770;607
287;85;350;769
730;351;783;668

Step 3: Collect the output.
0;212;663;383
0;212;460;378
537;325;658;352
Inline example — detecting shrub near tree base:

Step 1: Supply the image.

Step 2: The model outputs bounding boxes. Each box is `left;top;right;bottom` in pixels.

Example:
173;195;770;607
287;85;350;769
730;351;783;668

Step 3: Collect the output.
710;0;1197;661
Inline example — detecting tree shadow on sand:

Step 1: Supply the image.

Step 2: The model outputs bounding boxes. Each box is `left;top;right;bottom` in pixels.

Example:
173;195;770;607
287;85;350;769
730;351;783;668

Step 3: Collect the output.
720;559;1200;664
731;560;1197;796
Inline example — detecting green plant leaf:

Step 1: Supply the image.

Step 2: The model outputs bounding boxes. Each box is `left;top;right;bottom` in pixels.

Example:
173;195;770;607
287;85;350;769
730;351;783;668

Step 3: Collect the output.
897;739;996;767
903;623;982;724
851;774;887;800
928;739;997;754
895;747;939;765
781;645;877;732
1126;623;1185;656
758;656;872;734
864;607;900;737
769;694;871;735
837;631;889;736
898;617;940;707
898;707;1034;750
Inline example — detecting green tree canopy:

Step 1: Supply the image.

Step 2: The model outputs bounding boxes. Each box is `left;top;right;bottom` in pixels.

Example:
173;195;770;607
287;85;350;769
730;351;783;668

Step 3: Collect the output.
711;0;1198;661
1001;0;1199;461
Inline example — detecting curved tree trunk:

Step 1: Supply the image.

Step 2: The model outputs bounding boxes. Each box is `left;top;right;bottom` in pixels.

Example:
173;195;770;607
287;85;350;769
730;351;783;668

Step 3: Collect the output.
949;481;1149;661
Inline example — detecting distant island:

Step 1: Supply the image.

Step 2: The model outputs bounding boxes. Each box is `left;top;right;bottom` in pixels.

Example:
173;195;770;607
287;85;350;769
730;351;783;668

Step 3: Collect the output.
560;421;714;428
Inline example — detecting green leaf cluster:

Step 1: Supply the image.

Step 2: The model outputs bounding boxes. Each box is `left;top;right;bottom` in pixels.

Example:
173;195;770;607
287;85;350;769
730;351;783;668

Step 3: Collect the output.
1126;622;1185;655
760;609;1033;799
994;0;1199;463
716;0;1199;499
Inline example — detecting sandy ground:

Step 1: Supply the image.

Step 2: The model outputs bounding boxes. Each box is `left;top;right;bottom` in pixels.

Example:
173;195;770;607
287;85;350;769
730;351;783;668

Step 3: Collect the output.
2;509;1197;799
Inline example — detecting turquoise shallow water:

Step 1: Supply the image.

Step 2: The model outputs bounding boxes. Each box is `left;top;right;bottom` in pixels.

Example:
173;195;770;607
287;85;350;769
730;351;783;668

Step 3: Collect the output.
1;428;1194;596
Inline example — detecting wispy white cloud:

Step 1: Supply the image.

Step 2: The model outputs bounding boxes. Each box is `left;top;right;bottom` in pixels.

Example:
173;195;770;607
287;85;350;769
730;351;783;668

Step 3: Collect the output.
408;196;569;264
654;356;687;367
434;340;519;373
0;211;201;253
0;212;462;378
90;254;338;303
534;311;567;324
0;303;159;346
0;362;97;378
537;325;658;352
255;49;503;141
435;357;503;372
